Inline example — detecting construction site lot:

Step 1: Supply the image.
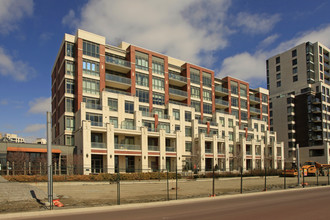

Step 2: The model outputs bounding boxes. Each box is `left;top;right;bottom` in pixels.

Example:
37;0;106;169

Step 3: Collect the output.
1;175;329;214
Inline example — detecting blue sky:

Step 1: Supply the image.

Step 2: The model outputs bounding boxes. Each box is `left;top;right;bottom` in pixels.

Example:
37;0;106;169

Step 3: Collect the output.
0;0;330;141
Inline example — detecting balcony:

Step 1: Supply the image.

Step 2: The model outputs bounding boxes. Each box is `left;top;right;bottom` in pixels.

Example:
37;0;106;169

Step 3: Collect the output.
250;107;260;115
249;96;260;104
91;142;106;149
166;146;176;152
312;126;322;131
324;54;329;61
312;107;321;113
168;73;187;87
120;124;137;130
169;88;187;101
104;88;132;96
105;73;131;90
205;148;213;153
86;103;102;110
324;70;330;78
148;145;160;151
115;144;141;151
215;99;229;109
91;121;103;127
214;85;229;96
324;62;330;70
312;98;321;104
312;117;322;122
105;56;131;73
312;135;322;141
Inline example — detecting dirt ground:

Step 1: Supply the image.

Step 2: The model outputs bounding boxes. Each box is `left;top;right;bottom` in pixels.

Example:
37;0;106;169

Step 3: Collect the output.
1;175;329;214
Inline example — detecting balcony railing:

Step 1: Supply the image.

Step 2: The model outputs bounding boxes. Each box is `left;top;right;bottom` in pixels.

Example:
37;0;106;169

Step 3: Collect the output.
324;63;329;69
166;146;176;152
215;85;229;94
115;144;141;151
169;73;187;83
91;121;103;127
148;145;160;151
91;142;106;149
104;88;132;96
250;107;260;114
249;96;260;102
205;148;213;153
215;99;229;106
106;73;131;85
246;150;252;155
120;124;137;130
86;103;102;110
169;88;187;97
169;100;188;107
324;54;329;61
105;56;131;68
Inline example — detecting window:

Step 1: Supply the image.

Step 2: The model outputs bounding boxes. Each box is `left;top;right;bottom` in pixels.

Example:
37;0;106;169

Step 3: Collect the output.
152;58;164;75
143;120;155;131
65;79;74;94
231;97;238;107
276;73;281;80
261;124;265;132
309;149;324;157
293;67;298;74
152;93;164;105
254;123;258;131
241;100;247;109
173;109;180;120
110;117;118;128
175;125;180;131
83;41;99;58
203;90;212;101
240;84;247;97
220;117;225;127
320;64;323;71
185;142;192;153
230;81;238;94
158;123;170;133
241;111;248;121
185;111;191;122
320;56;323;63
276;65;280;72
66;42;74;57
202;72;212;87
190;68;200;84
276;57;280;64
232;109;239;119
136;73;149;87
135;52;148;71
125;101;134;114
228;119;233;128
277;81;281;87
191;87;200;98
152;77;164;91
185;127;192;137
136;89;149;103
262;94;268;103
65;135;74;146
293;75;298;82
83;78;99;95
229;132;233;141
292;49;297;57
153;108;165;118
86;113;103;126
65;116;75;131
203;103;212;114
123;119;134;129
83;60;99;76
65;98;74;112
262;105;268;114
292;59;297;65
66;61;75;75
191;101;200;112
319;46;323;54
108;98;118;111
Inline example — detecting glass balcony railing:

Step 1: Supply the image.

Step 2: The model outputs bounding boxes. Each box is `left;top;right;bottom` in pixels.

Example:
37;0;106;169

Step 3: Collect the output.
169;73;187;83
169;88;187;97
250;107;260;113
324;63;329;69
120;124;137;130
104;88;132;96
249;96;260;102
91;142;106;148
106;73;131;85
215;99;229;106
215;85;228;93
148;145;160;151
115;144;141;151
91;121;103;127
105;56;131;68
86;103;102;110
166;146;176;152
205;148;213;153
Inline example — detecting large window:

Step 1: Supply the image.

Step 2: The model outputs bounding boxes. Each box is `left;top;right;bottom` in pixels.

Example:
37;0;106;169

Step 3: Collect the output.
158;123;170;133
190;68;200;84
83;60;99;76
123;119;134;129
153;93;165;105
65;79;74;94
241;99;247;109
152;77;164;91
108;98;118;111
110;117;118;128
231;97;238;107
66;61;75;75
203;90;212;101
185;111;191;122
83;78;99;95
139;106;149;116
185;127;192;137
83;41;99;58
136;73;149;87
125;101;134;114
65;116;75;131
173;109;180;120
240;84;247;97
66;42;74;57
191;101;201;112
136;89;149;103
191;87;200;98
241;111;248;121
152;57;164;75
135;52;148;71
86;113;103;126
202;72;212;87
65;135;74;146
65;98;74;112
230;81;238;94
203;103;212;114
185;142;192;153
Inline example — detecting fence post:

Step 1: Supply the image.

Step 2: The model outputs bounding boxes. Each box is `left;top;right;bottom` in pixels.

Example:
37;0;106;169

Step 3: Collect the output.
264;167;267;191
284;166;286;189
303;169;305;188
240;167;243;194
212;165;215;196
316;169;319;186
328;167;330;185
117;169;120;205
175;166;178;200
29;162;31;175
167;169;169;201
7;161;9;175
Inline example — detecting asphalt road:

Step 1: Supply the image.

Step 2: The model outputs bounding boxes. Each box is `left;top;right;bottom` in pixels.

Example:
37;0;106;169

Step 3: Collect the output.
4;186;330;220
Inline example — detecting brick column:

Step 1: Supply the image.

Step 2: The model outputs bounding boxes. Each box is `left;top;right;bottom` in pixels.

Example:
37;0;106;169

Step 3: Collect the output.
75;38;83;112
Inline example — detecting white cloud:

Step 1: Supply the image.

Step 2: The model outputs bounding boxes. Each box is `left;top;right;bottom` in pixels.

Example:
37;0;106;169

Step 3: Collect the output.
0;47;36;81
63;0;232;65
235;12;281;34
28;97;51;114
258;34;279;49
62;9;79;29
23;124;45;133
0;0;34;34
218;24;330;86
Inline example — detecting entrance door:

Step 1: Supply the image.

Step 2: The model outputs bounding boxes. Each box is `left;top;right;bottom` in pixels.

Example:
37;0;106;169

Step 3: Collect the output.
91;155;103;173
166;157;171;171
126;156;135;173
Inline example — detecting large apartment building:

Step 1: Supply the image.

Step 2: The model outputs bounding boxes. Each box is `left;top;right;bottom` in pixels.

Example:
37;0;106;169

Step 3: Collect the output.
267;41;330;165
52;29;283;174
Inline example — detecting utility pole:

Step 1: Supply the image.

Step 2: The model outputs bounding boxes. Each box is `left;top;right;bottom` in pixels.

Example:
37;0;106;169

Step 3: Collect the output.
47;112;53;210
